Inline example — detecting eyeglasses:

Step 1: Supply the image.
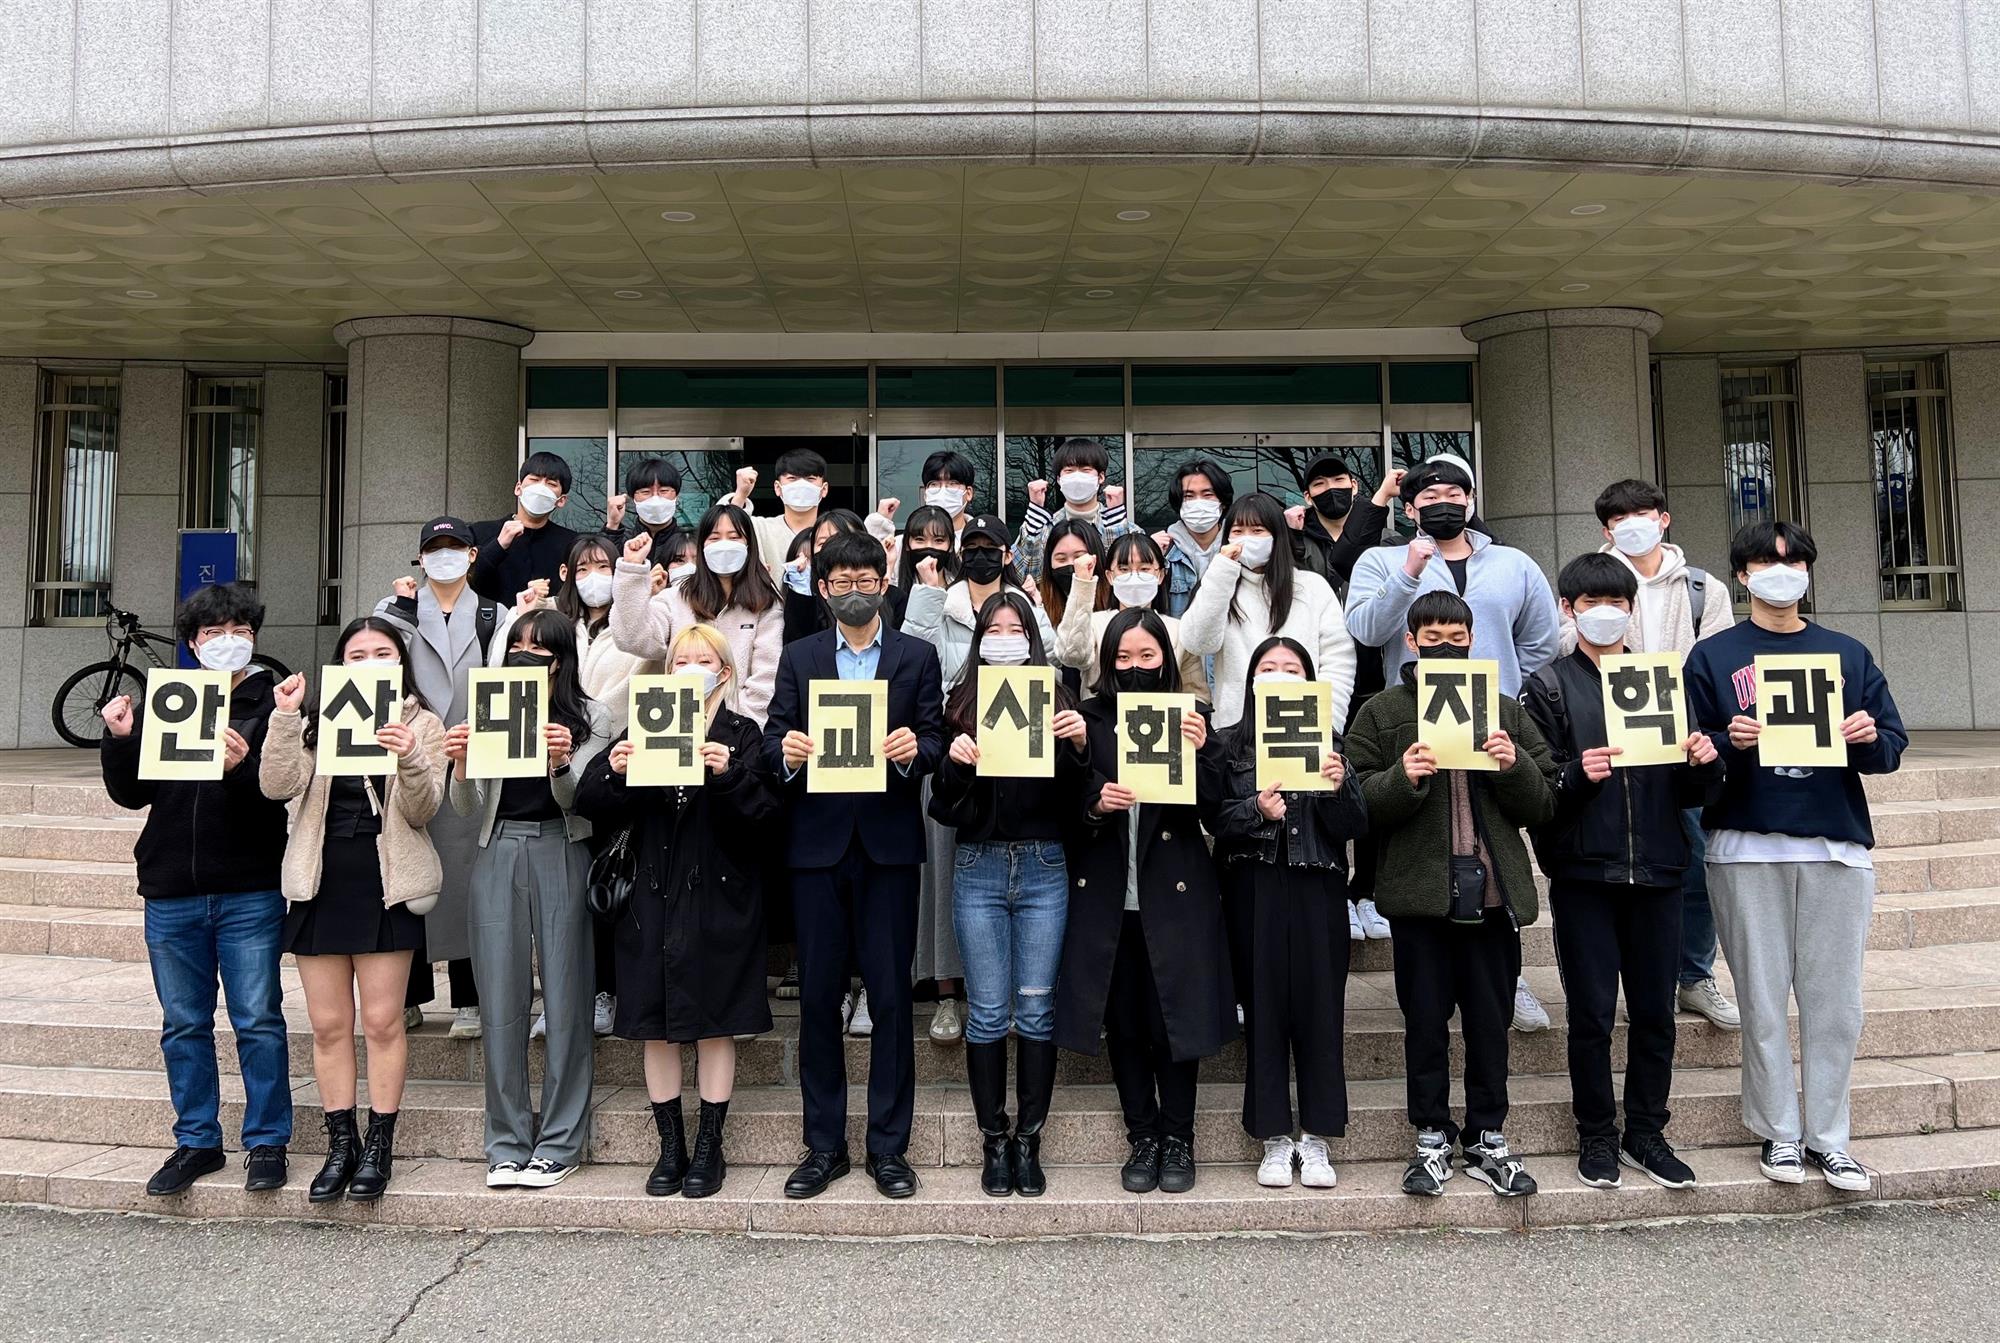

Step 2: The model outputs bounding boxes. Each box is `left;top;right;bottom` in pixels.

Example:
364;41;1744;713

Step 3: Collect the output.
824;578;883;596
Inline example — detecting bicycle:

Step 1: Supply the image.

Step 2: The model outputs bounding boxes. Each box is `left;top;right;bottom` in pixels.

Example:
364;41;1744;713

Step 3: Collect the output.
51;606;292;748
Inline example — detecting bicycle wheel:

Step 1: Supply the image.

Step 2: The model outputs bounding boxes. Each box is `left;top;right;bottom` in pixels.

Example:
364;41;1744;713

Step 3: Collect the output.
249;654;290;681
51;661;143;748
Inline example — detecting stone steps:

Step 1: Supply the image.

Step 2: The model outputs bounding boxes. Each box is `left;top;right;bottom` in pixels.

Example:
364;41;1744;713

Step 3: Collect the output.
5;1127;1996;1238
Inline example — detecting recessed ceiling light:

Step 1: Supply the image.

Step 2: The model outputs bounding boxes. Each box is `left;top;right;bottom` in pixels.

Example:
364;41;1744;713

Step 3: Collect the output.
1568;203;1608;216
1560;283;1592;292
1114;209;1152;222
125;289;157;299
658;210;697;222
612;290;645;299
1083;288;1115;298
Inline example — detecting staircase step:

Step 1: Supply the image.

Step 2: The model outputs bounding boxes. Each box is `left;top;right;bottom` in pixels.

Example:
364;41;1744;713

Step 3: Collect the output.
0;859;141;912
0;814;141;865
1871;797;2000;848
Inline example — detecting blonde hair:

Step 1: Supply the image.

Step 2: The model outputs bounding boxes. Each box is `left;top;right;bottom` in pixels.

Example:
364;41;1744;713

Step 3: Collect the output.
668;623;740;713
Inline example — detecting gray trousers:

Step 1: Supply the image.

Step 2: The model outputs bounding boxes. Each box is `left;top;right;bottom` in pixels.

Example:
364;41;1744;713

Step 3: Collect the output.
1707;860;1874;1153
469;819;595;1167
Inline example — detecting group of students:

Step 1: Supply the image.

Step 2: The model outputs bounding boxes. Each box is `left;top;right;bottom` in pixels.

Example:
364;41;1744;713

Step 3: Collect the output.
104;439;1905;1207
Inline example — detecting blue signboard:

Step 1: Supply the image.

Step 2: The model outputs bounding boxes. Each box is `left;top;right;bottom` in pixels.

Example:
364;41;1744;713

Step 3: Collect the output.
175;531;238;668
1737;475;1768;515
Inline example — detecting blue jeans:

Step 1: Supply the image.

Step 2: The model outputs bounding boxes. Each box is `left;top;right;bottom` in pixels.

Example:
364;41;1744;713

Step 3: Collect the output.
1679;809;1718;986
951;840;1069;1044
143;890;292;1150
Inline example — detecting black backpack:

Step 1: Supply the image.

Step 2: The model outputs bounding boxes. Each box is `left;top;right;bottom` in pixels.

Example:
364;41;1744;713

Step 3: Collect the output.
1524;664;1572;752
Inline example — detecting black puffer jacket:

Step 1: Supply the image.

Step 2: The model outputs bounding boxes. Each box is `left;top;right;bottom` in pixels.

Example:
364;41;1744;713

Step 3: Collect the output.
1522;649;1725;889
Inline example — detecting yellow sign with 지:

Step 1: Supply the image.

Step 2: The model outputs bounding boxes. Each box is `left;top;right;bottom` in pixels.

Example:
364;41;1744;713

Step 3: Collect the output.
465;667;547;780
975;665;1057;779
1754;652;1847;768
1415;658;1502;772
1115;692;1197;804
138;669;232;781
808;679;888;794
315;665;403;777
1601;652;1689;768
1253;681;1333;792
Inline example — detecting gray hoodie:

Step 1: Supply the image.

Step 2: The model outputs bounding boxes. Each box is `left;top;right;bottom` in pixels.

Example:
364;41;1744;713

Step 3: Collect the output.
1343;530;1562;696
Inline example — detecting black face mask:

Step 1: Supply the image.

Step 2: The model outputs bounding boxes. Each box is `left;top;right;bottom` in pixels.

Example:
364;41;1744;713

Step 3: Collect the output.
1110;665;1166;695
1415;642;1470;660
1417;502;1469;541
505;650;556;671
1045;565;1075;597
1312;487;1354;522
960;548;1004;584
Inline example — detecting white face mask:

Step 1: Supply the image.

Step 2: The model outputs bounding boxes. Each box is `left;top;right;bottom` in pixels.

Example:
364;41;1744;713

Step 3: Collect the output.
1236;534;1274;568
782;564;812;594
1574;605;1632;648
634;495;676;526
1058;472;1099;505
1179;499;1222;533
924;485;968;516
195;633;254;674
574;573;614;609
1610;515;1662;558
980;633;1032;666
1252;670;1307;686
780;480;822;512
420;548;471;584
675;665;722;700
704;539;750;575
520;482;560;517
1746;563;1810;606
668;562;696;587
1110;573;1161;609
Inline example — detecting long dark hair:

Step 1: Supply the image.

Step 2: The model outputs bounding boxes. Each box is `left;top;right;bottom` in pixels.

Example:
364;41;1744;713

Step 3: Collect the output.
301;617;426;749
1222;491;1298;632
507;607;594;746
555;532;620;635
944;590;1078;738
1225;635;1317;763
1038;517;1107;625
1091;607;1181;698
806;508;869;580
685;502;778;621
1104;531;1170;614
897;504;960;589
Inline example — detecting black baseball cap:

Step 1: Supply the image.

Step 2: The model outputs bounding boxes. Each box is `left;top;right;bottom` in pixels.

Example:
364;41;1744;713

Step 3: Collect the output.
416;516;476;553
1305;453;1358;486
961;515;1011;548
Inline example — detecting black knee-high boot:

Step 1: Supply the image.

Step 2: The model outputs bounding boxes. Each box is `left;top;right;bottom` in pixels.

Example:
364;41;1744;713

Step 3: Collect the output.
1012;1037;1058;1197
965;1039;1013;1196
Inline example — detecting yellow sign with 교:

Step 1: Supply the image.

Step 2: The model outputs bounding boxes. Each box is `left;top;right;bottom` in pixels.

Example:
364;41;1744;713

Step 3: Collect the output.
315;665;403;777
627;673;708;788
808;679;888;794
975;665;1057;779
1754;652;1847;768
1415;658;1502;772
1253;681;1333;792
1601;652;1689;768
1115;692;1197;805
138;669;232;781
465;667;547;780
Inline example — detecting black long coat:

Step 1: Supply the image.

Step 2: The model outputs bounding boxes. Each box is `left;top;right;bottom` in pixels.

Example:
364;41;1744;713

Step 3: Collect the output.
1052;695;1236;1062
574;706;779;1042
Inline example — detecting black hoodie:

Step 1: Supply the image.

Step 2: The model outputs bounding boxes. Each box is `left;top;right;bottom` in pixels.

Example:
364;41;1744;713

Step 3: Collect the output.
100;670;290;900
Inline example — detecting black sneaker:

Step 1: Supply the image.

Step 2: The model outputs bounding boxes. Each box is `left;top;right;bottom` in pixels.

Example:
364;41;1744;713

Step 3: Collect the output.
1120;1137;1161;1193
1576;1134;1622;1189
1461;1130;1537;1197
1621;1132;1697;1189
1157;1136;1197;1194
1804;1146;1871;1192
775;962;801;1000
1401;1130;1453;1197
145;1145;224;1196
243;1145;288;1192
1759;1140;1805;1184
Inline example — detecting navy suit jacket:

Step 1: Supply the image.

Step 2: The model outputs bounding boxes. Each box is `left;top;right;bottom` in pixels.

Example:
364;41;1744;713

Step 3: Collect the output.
762;624;946;869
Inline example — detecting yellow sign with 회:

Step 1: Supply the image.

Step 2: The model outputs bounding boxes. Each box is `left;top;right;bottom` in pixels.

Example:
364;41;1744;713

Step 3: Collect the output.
1754;652;1847;768
1601;652;1688;768
315;665;403;777
627;674;708;787
1253;681;1332;792
1415;658;1502;772
808;679;888;794
1115;692;1197;804
138;669;232;781
465;667;547;780
975;665;1056;779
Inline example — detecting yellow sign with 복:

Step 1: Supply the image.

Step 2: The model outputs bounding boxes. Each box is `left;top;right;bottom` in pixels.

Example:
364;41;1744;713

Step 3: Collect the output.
1253;681;1333;791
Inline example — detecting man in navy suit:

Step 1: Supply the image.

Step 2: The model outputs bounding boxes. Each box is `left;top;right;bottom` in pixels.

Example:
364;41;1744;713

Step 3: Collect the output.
764;531;946;1199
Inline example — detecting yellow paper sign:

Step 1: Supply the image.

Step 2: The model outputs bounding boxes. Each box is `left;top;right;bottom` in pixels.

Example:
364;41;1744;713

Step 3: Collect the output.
1755;652;1847;768
138;669;232;781
1415;658;1502;772
1253;681;1333;792
976;665;1056;779
315;665;403;777
465;667;547;780
628;674;708;788
1116;692;1197;804
808;679;888;794
1601;652;1689;768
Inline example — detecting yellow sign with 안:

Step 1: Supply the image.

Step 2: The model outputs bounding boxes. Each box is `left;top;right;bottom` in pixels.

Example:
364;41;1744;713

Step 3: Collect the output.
315;665;403;777
138;669;233;781
976;665;1056;779
808;679;888;794
1600;652;1688;768
627;674;708;788
1415;658;1502;772
1116;692;1197;805
1253;681;1332;792
465;667;547;780
1754;652;1847;768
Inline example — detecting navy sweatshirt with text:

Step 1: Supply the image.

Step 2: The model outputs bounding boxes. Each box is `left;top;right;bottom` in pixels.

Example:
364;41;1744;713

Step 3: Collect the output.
1683;619;1906;848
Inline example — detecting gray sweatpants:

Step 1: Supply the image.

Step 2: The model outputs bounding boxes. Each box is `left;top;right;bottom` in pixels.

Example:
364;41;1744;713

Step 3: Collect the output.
1707;860;1874;1152
469;819;595;1167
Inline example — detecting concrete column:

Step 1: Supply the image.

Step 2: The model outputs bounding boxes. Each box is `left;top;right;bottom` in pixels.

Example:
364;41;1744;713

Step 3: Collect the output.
256;366;332;676
1461;308;1663;575
1652;355;1734;583
332;317;530;622
0;360;35;747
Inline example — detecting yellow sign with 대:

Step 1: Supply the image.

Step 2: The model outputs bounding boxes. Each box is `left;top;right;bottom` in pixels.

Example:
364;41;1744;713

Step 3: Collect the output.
1754;652;1847;768
1253;681;1333;792
627;674;707;788
315;665;403;777
976;665;1056;779
138;669;233;781
1116;692;1197;805
465;667;547;780
1601;652;1689;768
1415;658;1502;772
808;679;888;794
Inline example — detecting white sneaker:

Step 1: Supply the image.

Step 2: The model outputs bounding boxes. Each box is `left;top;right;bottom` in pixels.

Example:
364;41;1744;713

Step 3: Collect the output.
402;1006;423;1032
928;997;963;1043
448;1007;482;1040
1806;1146;1872;1192
848;989;873;1038
1257;1136;1296;1188
1678;978;1742;1031
1296;1134;1338;1189
1347;901;1365;941
1511;977;1550;1033
839;991;855;1033
1355;898;1392;940
530;1010;548;1040
593;992;616;1037
485;1160;523;1188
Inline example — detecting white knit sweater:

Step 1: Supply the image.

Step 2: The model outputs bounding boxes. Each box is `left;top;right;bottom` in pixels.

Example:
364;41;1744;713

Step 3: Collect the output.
1177;553;1356;729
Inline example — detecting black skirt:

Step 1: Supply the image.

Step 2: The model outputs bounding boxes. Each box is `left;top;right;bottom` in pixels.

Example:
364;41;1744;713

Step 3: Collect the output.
284;833;427;957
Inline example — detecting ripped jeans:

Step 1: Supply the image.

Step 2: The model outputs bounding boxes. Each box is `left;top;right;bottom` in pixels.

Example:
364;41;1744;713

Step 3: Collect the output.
951;839;1070;1044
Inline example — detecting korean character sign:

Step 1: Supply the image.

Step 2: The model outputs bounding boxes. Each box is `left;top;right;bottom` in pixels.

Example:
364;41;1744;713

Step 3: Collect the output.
628;674;708;787
315;665;403;777
465;667;548;780
1754;653;1846;768
1601;652;1688;768
808;680;889;794
1253;680;1333;792
976;665;1056;779
1415;658;1502;772
1116;692;1198;804
138;669;232;781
